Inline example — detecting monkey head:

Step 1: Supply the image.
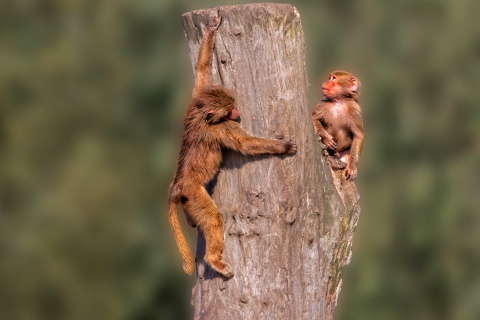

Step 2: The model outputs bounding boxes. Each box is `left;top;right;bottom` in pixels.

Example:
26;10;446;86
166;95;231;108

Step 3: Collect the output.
199;85;241;124
322;70;361;101
207;106;240;122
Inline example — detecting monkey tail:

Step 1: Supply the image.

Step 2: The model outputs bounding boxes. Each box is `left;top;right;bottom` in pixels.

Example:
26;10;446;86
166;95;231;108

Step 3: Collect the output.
168;197;195;275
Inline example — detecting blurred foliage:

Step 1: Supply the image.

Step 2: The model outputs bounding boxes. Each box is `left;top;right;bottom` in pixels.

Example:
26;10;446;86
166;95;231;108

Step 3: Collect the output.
0;0;479;319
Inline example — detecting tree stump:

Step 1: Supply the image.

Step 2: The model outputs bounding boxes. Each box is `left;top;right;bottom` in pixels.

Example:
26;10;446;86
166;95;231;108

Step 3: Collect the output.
181;4;360;319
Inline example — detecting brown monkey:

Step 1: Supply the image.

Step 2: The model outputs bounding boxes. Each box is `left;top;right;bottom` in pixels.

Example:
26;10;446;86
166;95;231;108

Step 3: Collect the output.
168;9;296;278
312;70;365;180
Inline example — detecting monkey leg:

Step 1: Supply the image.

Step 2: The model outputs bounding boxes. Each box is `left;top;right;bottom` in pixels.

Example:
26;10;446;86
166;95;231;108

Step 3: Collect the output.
179;195;198;228
183;187;234;278
185;215;197;228
327;155;347;170
324;148;347;170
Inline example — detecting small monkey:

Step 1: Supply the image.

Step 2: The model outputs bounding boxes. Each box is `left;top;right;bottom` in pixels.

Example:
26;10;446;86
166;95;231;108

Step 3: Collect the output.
312;70;365;180
168;9;296;278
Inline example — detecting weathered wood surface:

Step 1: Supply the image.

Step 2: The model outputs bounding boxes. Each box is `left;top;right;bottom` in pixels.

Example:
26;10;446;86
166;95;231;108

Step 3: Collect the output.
181;4;360;320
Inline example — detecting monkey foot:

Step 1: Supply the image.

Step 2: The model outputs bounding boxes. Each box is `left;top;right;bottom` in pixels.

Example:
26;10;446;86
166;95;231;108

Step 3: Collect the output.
327;155;347;170
209;260;234;278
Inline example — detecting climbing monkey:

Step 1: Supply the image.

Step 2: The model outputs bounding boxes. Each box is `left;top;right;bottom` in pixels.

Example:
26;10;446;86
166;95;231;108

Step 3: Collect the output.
168;9;296;278
312;70;365;180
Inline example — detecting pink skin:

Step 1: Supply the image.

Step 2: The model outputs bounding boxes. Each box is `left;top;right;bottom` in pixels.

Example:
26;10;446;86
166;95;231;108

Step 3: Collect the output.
228;107;241;121
322;74;340;100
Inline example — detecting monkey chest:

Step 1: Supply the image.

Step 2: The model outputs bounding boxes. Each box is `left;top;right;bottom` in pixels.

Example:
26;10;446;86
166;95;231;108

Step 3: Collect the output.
321;109;350;132
183;142;222;181
321;107;352;144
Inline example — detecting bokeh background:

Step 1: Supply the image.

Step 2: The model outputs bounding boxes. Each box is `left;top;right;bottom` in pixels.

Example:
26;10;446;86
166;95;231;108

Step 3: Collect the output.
1;0;479;319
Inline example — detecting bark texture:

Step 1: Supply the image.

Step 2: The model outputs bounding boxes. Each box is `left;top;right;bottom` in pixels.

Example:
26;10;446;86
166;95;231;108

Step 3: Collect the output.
181;4;360;320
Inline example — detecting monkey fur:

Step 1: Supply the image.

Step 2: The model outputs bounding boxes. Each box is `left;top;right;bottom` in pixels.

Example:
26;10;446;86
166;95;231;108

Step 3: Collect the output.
312;70;365;180
168;9;296;278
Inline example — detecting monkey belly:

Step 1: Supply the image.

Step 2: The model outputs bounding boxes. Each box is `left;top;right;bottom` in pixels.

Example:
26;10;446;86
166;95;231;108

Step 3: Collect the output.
179;156;221;189
331;131;352;153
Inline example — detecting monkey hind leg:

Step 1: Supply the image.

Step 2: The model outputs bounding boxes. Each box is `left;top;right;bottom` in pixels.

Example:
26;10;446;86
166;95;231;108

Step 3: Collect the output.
168;196;195;275
327;155;347;170
180;196;198;228
185;188;234;278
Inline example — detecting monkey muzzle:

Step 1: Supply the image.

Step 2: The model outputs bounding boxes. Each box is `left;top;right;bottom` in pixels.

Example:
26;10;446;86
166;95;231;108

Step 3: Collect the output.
228;107;241;121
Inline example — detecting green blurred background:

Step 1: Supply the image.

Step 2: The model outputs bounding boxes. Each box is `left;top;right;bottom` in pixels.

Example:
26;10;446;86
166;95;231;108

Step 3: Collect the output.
1;0;479;319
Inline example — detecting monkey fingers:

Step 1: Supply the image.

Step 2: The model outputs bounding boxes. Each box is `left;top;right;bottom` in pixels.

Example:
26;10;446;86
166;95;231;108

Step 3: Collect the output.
327;141;338;150
208;7;222;30
209;259;234;279
284;141;297;155
344;165;357;180
321;135;337;150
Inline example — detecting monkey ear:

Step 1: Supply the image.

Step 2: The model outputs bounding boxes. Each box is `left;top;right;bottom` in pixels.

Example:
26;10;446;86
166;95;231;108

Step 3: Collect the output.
351;78;359;92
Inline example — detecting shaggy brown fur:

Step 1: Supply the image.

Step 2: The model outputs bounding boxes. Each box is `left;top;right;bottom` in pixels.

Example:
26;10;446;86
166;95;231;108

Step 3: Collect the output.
168;9;296;278
312;70;365;180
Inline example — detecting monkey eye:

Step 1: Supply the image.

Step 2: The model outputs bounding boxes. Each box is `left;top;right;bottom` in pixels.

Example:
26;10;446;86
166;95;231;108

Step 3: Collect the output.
331;75;336;81
206;110;214;120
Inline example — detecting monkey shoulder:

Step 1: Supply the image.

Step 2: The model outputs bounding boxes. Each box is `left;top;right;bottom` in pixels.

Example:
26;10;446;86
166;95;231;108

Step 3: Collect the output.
315;100;331;108
312;100;329;118
219;119;242;131
345;100;362;114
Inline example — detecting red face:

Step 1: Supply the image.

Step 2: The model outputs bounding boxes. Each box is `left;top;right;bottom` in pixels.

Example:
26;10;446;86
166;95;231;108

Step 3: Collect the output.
227;106;241;121
322;74;340;99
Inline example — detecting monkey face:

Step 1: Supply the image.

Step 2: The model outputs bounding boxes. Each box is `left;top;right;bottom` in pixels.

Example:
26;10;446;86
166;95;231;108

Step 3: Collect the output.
322;71;360;99
322;74;339;98
228;106;241;121
205;104;240;124
322;73;344;99
198;86;238;124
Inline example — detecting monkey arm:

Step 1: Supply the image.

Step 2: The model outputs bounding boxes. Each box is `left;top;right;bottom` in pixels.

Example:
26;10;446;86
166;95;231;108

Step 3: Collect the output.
349;128;364;166
220;125;295;155
345;119;364;180
193;10;221;97
312;117;337;150
348;109;365;167
312;118;328;139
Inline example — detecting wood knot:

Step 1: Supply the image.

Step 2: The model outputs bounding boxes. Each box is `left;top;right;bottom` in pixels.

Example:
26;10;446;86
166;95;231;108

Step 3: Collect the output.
220;54;227;64
239;294;249;304
219;279;227;291
280;198;297;224
247;190;265;206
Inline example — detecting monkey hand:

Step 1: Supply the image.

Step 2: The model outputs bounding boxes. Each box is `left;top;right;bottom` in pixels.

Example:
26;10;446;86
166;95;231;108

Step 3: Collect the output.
321;134;337;151
207;7;222;31
344;164;357;181
283;141;297;155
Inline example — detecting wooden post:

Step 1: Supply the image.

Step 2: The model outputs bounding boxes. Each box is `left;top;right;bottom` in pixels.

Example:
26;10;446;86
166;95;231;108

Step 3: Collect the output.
181;4;360;319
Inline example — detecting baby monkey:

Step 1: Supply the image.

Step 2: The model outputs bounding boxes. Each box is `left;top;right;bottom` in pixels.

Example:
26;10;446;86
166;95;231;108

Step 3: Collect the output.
168;9;296;278
312;71;365;180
